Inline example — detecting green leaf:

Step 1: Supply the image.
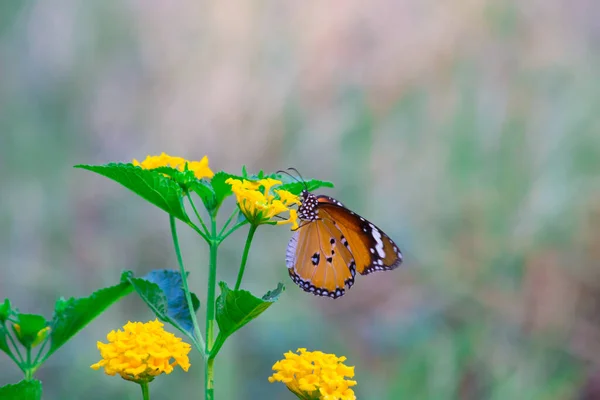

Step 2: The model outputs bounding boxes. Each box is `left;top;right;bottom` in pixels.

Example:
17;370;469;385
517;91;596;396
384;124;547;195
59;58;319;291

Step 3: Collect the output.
75;163;190;223
189;179;215;207
46;280;132;359
127;270;200;340
0;325;11;357
211;282;284;357
208;172;242;212
0;380;42;400
12;314;47;348
276;179;334;196
0;299;13;322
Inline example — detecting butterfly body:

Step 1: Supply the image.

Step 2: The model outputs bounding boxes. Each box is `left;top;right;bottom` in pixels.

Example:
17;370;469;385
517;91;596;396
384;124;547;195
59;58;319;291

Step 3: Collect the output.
286;190;403;298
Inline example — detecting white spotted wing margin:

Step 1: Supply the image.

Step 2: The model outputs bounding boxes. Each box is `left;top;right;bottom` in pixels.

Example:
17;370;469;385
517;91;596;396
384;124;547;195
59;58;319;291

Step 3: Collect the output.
285;226;352;299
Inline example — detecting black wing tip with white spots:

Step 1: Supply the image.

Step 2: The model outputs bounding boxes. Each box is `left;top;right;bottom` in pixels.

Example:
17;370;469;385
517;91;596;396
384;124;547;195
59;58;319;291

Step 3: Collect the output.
358;219;404;275
360;254;403;275
361;244;403;275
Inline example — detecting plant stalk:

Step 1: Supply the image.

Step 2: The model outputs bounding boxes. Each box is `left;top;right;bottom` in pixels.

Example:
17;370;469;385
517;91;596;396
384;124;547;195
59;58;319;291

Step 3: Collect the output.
25;347;32;379
169;216;206;355
140;381;150;400
205;214;219;400
235;224;258;290
186;192;210;240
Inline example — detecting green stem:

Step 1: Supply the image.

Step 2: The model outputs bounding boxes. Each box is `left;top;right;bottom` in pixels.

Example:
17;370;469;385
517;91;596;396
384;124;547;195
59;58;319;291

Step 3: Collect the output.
25;347;32;379
140;381;150;400
218;209;239;237
205;358;215;400
205;215;219;400
186;193;210;238
186;220;209;243
32;335;50;366
218;220;249;243
4;324;25;364
169;216;206;356
235;224;258;290
3;349;23;373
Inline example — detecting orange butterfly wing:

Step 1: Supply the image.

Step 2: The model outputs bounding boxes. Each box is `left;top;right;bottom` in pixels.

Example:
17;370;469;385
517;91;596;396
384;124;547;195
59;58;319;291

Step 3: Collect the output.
316;195;403;275
286;218;356;298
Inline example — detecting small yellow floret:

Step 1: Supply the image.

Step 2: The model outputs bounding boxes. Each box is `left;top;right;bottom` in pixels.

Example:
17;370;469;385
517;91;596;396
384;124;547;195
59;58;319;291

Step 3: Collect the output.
91;320;191;383
132;153;214;180
269;348;357;400
226;178;299;228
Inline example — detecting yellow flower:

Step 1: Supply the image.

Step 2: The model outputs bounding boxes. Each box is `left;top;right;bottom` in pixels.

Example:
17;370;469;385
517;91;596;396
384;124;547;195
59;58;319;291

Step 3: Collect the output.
132;153;214;180
91;320;191;383
269;348;357;400
226;178;299;228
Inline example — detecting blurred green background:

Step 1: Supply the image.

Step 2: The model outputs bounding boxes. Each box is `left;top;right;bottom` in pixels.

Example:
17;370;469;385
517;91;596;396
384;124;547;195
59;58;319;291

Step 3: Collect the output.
1;1;599;399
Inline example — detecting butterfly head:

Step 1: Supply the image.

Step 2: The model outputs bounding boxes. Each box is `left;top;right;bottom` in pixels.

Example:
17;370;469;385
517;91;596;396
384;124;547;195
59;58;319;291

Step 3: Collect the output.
297;190;319;221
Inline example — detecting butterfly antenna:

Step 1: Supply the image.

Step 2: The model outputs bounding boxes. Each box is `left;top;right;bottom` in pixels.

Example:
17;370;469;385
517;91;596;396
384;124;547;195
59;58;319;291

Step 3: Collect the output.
276;169;302;184
287;167;308;191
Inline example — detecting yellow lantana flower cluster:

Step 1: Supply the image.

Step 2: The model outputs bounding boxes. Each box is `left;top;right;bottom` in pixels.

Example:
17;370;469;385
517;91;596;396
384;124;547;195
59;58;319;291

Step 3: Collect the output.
91;320;191;383
132;153;214;180
269;348;357;400
226;177;300;228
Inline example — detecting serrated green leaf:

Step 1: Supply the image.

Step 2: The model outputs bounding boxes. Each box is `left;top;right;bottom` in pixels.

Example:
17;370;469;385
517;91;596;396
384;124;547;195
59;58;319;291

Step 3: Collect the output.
0;299;12;322
128;270;200;340
12;314;47;348
211;282;284;357
276;179;334;196
75;163;190;223
0;379;42;400
150;166;186;179
46;281;132;359
189;179;215;207
208;172;243;212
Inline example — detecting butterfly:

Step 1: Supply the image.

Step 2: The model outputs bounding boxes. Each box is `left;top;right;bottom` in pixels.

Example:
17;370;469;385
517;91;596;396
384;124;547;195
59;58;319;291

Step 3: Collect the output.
285;180;403;299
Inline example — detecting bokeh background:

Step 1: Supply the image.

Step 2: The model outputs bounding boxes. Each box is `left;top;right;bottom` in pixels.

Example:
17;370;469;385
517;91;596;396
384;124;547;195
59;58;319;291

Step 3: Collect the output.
1;1;599;399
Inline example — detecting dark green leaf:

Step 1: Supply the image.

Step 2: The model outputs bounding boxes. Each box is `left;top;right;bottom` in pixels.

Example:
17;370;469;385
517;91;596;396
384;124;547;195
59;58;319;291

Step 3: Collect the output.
211;282;284;357
208;172;242;212
0;380;42;400
12;314;47;348
241;165;248;179
75;163;190;223
127;270;200;340
0;299;13;322
46;280;132;359
276;179;334;196
0;325;11;357
189;179;215;207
